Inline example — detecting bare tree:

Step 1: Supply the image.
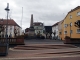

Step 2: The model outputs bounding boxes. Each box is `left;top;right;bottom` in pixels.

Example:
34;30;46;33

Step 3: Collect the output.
14;29;17;37
0;25;4;37
53;31;56;40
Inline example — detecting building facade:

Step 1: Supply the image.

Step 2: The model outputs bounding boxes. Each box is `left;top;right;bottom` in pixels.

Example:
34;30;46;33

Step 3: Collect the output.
52;22;59;40
0;19;22;38
58;20;64;40
33;22;45;35
59;6;80;40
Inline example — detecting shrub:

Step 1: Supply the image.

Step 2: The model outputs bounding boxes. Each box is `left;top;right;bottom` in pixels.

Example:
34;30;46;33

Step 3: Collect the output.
64;36;70;39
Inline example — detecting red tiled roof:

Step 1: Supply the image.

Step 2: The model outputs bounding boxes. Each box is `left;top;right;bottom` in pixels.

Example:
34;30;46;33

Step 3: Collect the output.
0;19;21;27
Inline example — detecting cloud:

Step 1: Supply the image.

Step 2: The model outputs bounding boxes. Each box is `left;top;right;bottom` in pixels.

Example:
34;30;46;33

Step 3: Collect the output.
0;0;80;30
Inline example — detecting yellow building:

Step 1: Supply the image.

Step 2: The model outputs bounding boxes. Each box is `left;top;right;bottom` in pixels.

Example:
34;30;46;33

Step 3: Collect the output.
59;6;80;40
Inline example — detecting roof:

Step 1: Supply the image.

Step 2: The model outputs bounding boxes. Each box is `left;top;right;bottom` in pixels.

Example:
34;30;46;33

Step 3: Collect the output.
0;19;21;27
52;22;59;27
69;6;80;13
59;20;64;24
25;27;35;32
62;6;80;24
33;22;43;26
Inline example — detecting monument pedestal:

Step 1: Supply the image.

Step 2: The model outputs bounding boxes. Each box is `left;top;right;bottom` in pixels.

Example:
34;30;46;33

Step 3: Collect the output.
0;43;8;56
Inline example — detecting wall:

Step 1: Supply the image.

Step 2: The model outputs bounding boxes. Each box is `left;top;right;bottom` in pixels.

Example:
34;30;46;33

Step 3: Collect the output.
61;8;80;40
34;25;44;35
52;25;59;39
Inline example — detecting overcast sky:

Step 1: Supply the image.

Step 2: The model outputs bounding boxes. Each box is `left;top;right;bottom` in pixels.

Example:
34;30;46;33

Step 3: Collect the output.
0;0;80;30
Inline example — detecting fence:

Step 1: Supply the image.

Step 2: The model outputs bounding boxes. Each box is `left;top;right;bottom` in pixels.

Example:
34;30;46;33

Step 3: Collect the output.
0;38;24;45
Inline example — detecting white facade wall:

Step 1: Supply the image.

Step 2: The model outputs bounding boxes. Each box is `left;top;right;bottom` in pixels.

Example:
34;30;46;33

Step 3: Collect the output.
1;25;22;38
52;25;59;39
58;21;62;31
14;26;22;36
34;26;44;35
19;28;22;35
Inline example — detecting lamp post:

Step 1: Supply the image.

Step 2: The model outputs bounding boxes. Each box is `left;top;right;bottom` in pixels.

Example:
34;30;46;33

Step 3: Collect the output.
4;3;10;55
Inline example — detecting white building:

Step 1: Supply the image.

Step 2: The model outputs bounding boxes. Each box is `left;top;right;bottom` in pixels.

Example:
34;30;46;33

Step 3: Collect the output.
0;19;22;38
52;22;59;40
25;14;45;38
33;22;45;35
58;20;64;40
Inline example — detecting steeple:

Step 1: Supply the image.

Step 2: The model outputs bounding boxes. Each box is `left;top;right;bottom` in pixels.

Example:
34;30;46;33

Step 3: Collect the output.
30;14;33;27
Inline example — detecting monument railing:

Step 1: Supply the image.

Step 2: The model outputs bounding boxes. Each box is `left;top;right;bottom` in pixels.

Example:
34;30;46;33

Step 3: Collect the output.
0;38;24;45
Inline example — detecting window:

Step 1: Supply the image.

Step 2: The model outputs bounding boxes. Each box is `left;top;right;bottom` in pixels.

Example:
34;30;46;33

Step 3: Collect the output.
70;15;72;19
1;20;3;22
59;32;62;35
70;22;72;26
37;27;38;29
70;30;73;34
77;12;80;16
40;24;42;26
77;29;80;33
64;31;67;34
64;24;68;28
10;26;12;30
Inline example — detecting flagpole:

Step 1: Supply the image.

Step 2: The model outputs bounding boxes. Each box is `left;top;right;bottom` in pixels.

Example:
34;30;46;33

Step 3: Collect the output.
21;7;23;30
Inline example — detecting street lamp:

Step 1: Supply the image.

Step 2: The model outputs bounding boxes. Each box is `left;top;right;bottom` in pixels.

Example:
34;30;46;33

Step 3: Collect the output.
4;3;10;55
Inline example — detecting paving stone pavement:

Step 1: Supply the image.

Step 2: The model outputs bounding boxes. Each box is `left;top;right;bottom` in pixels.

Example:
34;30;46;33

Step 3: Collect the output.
0;44;80;60
0;39;80;60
